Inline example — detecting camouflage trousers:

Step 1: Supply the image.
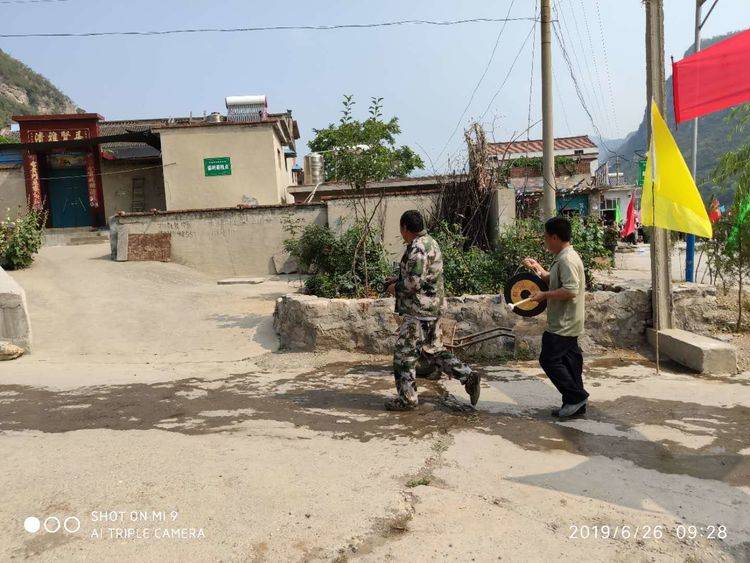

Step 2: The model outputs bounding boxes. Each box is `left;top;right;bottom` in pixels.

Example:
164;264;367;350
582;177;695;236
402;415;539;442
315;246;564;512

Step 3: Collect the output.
393;316;471;405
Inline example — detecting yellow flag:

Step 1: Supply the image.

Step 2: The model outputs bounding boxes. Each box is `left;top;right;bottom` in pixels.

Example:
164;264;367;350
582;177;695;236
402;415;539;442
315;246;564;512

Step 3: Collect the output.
641;101;712;238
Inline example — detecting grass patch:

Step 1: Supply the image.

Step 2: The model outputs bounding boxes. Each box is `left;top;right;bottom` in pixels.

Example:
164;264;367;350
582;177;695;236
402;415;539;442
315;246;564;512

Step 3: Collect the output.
406;477;431;488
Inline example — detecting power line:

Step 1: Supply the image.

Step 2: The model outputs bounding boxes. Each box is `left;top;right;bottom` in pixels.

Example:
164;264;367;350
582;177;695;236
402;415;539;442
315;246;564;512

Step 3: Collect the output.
0;0;70;4
438;21;537;171
478;22;537;124
435;0;518;164
38;162;176;181
526;0;538;144
560;0;614;138
0;17;541;39
576;0;616;137
593;0;620;135
552;19;636;164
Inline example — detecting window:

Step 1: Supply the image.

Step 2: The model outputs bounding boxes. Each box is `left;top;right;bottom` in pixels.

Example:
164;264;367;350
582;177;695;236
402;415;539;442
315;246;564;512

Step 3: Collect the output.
277;149;281;169
574;149;584;155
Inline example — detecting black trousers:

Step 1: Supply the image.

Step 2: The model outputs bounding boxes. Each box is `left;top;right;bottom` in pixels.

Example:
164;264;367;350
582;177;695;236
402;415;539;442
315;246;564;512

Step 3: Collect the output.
539;331;589;405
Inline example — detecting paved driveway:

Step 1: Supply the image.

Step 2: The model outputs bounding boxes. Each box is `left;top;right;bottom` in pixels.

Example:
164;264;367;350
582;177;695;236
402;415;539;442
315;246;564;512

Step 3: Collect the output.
1;244;748;561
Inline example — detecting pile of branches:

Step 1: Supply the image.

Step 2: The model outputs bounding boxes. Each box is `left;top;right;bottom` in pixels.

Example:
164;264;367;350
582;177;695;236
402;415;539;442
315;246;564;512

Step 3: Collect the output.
430;123;509;250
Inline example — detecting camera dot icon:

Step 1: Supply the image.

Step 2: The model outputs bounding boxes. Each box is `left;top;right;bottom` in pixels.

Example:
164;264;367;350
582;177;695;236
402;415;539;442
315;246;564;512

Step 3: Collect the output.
23;516;41;534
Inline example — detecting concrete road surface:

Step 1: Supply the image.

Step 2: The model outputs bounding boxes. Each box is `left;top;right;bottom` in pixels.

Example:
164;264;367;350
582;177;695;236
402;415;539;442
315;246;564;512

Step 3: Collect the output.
1;244;749;561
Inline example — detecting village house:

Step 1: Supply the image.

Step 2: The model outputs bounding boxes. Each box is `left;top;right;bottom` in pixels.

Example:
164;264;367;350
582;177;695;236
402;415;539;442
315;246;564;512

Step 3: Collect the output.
488;134;641;222
0;96;299;229
489;134;602;217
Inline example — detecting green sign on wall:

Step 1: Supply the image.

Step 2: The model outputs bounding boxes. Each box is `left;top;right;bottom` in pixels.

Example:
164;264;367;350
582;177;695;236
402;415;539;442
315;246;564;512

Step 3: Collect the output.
204;157;232;177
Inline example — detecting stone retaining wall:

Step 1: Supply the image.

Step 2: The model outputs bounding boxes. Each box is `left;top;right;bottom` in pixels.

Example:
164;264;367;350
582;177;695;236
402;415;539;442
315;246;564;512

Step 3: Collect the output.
0;266;32;352
273;283;718;359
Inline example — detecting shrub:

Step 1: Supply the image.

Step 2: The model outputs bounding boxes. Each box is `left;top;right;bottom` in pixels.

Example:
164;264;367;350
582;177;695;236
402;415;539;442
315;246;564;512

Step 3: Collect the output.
284;221;392;298
492;219;549;291
287;215;611;299
432;222;500;295
0;206;46;270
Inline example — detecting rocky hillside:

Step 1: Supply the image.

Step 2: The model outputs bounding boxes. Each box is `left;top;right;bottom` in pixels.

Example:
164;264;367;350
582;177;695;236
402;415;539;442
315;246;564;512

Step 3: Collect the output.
0;48;77;132
605;30;750;204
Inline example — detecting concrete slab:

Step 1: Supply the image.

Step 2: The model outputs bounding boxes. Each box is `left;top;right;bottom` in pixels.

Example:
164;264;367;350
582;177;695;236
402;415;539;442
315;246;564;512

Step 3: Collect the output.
648;328;738;374
217;277;265;285
0;267;31;351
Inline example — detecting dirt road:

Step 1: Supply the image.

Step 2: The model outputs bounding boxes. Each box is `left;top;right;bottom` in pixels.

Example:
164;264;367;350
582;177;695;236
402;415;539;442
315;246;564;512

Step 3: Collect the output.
1;244;748;561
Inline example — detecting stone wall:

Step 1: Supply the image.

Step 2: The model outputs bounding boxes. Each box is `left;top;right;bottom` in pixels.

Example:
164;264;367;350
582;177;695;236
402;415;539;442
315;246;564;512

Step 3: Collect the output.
110;204;327;277
273;283;718;359
0;266;32;352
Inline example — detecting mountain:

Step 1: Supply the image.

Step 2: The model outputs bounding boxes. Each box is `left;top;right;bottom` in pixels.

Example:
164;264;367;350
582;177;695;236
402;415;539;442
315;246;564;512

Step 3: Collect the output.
608;30;750;204
0;48;78;132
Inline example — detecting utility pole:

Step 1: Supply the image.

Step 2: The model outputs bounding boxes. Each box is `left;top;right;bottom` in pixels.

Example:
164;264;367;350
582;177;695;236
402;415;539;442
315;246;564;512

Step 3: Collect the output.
645;0;673;332
541;0;556;219
686;0;718;282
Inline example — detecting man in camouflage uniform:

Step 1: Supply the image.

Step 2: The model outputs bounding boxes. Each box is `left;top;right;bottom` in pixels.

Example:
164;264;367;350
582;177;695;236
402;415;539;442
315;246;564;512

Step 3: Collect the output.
385;210;480;411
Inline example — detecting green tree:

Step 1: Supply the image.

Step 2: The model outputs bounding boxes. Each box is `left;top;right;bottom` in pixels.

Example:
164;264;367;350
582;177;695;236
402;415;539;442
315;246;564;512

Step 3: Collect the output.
308;95;424;184
712;104;750;328
306;96;424;293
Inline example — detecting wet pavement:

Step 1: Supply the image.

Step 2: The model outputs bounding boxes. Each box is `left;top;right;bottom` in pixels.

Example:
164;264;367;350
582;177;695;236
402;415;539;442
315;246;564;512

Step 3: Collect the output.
1;352;749;561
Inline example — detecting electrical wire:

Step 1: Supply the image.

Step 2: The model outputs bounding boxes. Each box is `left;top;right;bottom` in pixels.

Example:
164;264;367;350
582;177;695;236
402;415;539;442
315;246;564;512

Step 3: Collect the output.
576;0;612;136
434;0;518;165
477;22;537;124
553;2;608;140
0;0;70;4
593;0;620;135
37;162;175;181
561;0;614;138
0;17;541;39
552;19;636;164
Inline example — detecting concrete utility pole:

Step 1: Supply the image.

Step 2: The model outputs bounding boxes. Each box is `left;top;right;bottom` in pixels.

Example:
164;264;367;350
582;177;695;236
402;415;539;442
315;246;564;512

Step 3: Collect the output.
645;0;673;331
541;0;556;219
686;0;719;282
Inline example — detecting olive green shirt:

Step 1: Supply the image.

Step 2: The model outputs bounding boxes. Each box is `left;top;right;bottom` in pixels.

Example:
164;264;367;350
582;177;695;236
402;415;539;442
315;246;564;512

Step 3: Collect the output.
547;245;586;337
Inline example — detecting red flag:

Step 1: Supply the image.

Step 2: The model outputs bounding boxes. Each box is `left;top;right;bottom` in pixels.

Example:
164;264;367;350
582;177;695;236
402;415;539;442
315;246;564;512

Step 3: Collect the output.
620;195;636;238
672;28;750;123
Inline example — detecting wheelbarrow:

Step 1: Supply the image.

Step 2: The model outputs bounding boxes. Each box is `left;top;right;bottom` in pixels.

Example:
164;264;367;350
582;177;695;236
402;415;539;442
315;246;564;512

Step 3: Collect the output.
415;317;515;377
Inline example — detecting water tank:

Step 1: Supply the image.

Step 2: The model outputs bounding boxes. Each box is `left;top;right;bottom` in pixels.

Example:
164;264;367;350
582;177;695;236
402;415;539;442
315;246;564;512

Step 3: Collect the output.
206;112;223;123
225;95;268;122
303;153;325;185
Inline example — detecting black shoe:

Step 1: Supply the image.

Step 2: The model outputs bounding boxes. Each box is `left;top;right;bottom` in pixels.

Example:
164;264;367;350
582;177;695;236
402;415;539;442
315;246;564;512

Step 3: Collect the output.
552;402;587;418
463;370;481;406
384;396;418;411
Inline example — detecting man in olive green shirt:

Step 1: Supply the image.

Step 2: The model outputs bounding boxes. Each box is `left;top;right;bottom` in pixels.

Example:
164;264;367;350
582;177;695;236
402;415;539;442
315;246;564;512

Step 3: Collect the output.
523;217;589;418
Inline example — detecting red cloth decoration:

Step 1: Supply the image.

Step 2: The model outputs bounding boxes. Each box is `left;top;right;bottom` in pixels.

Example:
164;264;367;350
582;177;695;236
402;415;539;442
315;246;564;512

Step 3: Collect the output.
672;29;750;123
620;195;637;238
708;199;722;224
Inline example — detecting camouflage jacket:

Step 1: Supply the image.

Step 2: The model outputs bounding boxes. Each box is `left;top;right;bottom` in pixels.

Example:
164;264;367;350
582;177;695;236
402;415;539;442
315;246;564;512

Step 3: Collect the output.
395;232;445;318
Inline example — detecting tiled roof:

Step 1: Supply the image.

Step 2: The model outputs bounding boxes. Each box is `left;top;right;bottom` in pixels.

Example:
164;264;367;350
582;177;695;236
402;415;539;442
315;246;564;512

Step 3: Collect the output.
489;135;598;156
99;119;174;160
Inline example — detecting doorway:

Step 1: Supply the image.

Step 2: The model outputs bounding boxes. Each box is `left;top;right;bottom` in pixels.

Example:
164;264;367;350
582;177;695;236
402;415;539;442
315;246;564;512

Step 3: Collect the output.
47;168;91;228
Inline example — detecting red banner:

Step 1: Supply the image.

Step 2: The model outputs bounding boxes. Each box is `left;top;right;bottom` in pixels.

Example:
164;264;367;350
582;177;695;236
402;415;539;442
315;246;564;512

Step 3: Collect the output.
672;28;750;123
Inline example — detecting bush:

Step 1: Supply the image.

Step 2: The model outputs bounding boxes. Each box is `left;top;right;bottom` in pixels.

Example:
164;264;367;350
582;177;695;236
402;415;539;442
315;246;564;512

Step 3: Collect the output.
432;222;501;295
0;207;46;270
286;215;611;299
284;221;392;298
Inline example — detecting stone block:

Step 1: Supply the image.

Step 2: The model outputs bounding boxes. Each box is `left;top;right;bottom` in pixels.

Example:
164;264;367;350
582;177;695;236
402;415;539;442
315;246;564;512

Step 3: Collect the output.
0;267;31;352
127;233;171;262
0;341;24;360
647;328;738;375
273;252;298;275
217;278;265;285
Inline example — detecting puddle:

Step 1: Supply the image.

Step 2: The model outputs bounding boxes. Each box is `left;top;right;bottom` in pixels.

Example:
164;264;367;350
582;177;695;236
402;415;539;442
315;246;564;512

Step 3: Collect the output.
0;361;748;487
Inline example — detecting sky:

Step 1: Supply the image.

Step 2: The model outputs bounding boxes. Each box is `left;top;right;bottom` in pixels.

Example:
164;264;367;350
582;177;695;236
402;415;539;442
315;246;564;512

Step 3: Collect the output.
1;0;749;172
